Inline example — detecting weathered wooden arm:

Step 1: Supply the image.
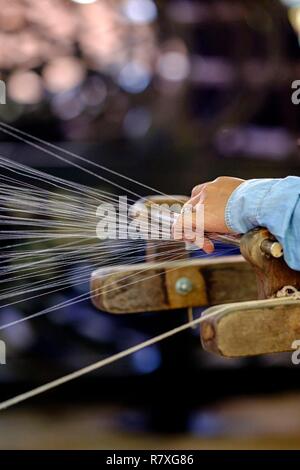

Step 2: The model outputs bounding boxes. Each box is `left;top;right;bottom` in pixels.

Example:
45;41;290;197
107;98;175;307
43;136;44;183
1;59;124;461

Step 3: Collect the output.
91;256;257;313
201;298;300;357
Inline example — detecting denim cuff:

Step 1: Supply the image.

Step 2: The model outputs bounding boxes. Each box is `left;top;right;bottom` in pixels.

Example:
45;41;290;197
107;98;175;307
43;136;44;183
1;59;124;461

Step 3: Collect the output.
225;179;277;233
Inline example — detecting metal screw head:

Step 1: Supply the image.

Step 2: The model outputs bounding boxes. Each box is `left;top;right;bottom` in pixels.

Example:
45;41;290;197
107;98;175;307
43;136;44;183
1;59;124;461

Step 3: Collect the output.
175;277;193;295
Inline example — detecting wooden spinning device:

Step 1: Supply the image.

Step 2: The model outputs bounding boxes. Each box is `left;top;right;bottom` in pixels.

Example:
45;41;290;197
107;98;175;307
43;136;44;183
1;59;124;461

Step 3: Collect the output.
91;196;300;358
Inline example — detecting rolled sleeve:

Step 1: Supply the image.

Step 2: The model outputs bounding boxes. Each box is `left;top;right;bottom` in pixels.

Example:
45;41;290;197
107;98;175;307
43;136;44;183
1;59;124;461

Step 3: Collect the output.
225;179;278;233
225;177;300;270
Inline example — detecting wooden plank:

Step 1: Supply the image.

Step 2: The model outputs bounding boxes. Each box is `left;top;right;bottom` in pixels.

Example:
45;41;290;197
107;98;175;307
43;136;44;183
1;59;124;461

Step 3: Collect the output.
91;256;258;314
200;299;300;357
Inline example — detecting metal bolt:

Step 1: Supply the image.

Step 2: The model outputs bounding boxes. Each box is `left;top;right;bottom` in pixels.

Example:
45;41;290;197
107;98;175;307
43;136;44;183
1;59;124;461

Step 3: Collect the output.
175;277;193;295
260;239;283;258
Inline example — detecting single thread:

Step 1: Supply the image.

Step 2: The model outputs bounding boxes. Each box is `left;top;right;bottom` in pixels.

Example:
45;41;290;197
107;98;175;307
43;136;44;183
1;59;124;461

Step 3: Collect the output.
0;307;236;412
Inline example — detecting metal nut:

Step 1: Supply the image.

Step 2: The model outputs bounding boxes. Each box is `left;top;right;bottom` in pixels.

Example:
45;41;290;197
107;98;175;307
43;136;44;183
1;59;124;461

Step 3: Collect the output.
175;277;193;295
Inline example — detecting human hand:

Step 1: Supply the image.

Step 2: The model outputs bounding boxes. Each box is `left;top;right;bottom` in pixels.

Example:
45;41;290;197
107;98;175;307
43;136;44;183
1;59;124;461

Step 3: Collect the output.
172;176;245;253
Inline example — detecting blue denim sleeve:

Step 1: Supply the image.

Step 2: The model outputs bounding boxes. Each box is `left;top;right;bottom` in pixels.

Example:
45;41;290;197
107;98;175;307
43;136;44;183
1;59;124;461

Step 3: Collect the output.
225;177;300;270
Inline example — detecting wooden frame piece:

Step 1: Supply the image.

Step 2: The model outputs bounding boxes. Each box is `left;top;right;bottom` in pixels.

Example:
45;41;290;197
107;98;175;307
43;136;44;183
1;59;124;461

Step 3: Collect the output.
91;256;257;314
201;298;300;357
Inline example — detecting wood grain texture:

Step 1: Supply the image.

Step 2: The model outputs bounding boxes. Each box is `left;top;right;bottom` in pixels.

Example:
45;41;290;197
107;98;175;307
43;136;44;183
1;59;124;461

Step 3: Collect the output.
91;256;257;313
201;299;300;357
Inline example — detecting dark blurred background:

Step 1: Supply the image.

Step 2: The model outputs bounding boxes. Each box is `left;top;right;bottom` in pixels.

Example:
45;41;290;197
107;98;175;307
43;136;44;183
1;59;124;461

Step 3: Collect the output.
0;0;300;449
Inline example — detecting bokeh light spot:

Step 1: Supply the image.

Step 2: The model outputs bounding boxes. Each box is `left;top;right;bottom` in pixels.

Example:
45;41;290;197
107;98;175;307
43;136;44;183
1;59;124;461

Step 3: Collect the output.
8;70;43;104
117;61;151;93
123;107;152;138
123;0;157;24
157;51;190;82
